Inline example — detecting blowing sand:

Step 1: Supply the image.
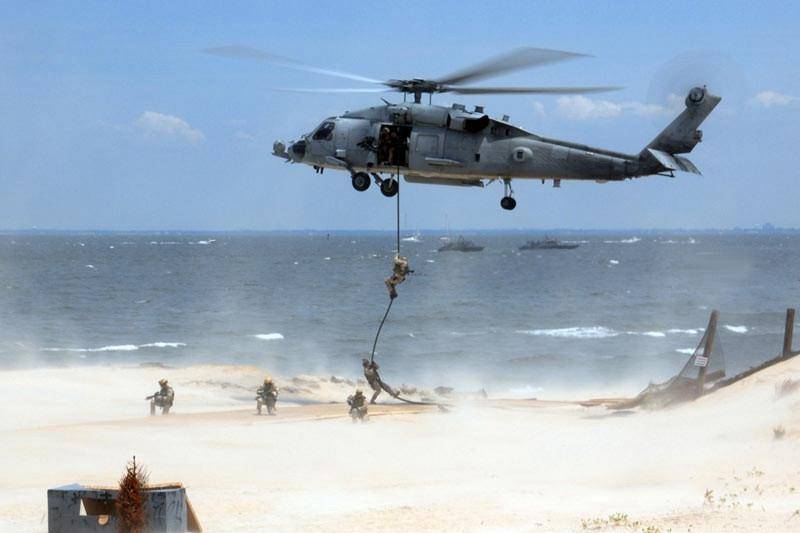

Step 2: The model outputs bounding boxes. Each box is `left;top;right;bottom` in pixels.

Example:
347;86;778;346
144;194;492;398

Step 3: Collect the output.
1;359;799;532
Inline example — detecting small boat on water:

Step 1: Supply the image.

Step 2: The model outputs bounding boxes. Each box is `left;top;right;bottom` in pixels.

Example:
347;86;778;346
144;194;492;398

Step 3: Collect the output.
401;230;423;243
438;236;484;252
519;237;579;250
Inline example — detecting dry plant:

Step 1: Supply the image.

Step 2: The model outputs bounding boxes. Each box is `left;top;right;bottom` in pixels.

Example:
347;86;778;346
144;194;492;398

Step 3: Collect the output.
773;425;786;440
580;512;647;530
640;527;663;533
775;378;800;398
116;455;149;533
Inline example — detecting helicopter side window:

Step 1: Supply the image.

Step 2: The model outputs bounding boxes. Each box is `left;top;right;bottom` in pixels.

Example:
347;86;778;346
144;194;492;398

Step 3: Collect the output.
312;121;335;141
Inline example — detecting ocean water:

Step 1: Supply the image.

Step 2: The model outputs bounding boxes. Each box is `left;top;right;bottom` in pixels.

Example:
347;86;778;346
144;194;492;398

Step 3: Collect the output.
1;232;799;396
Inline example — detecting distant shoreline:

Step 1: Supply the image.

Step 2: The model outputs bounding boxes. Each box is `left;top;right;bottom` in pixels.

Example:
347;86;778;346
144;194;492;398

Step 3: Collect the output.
2;227;799;236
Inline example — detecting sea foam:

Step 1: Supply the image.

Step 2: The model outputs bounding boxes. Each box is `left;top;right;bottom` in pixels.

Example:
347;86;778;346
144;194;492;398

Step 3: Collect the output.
516;327;703;340
640;331;667;338
254;333;284;341
139;342;187;348
604;237;641;244
724;325;748;334
516;326;619;339
43;342;185;353
667;328;703;335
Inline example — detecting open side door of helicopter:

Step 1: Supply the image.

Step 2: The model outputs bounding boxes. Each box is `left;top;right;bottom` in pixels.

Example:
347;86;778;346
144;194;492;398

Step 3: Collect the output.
376;124;411;168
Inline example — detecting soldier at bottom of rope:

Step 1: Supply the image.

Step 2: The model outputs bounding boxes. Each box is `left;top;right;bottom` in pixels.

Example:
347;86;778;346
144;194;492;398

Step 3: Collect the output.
362;358;400;404
385;255;412;299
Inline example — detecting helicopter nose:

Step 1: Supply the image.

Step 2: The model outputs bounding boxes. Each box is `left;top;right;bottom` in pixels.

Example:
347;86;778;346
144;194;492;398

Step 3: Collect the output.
289;139;307;160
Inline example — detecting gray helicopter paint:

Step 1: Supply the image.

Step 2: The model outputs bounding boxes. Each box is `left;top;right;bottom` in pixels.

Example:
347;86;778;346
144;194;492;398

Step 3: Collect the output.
273;86;720;188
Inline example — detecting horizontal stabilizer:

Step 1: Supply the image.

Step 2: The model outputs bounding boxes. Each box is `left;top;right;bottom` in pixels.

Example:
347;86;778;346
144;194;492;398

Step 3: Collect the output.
646;149;701;175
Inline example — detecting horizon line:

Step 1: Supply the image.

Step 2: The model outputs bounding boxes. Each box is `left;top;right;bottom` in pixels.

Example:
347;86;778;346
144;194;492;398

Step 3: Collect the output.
0;226;796;235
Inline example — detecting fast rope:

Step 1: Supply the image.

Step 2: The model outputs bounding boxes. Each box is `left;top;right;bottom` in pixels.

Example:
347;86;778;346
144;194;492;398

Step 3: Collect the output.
365;160;450;410
369;298;393;364
369;162;401;365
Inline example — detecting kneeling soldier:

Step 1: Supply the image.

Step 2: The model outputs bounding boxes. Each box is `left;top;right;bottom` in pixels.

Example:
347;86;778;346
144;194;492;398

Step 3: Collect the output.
256;377;279;415
347;389;368;423
146;378;174;415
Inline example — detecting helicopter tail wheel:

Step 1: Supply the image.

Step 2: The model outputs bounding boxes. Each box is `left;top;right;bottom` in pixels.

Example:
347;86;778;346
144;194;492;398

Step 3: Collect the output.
380;177;399;197
501;196;517;210
351;172;371;192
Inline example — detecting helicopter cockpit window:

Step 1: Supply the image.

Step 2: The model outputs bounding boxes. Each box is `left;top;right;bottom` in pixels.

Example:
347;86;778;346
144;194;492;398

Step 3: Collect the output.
312;121;335;141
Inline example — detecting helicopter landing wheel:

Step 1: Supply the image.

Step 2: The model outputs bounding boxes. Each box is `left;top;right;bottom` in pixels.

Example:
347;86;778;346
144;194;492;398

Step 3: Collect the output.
501;196;517;210
380;178;399;197
501;178;516;210
351;172;371;192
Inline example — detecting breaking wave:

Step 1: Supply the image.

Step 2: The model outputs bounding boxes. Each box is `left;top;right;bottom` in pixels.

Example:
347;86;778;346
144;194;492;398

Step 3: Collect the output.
43;342;186;353
604;237;641;244
253;333;284;341
667;328;703;335
516;327;619;339
660;238;698;244
139;342;187;348
675;348;696;355
516;327;706;340
724;325;748;334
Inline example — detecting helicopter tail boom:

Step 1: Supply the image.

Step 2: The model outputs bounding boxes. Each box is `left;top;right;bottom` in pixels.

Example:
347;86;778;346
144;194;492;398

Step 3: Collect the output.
639;86;720;175
645;86;721;154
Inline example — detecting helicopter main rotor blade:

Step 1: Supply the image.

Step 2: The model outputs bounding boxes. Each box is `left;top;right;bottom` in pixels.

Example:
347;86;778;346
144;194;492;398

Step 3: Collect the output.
204;45;384;85
273;87;392;93
434;47;589;86
443;85;623;95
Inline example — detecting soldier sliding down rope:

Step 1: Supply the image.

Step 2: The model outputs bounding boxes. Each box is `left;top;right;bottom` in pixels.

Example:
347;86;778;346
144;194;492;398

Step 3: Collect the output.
362;358;400;404
384;255;411;299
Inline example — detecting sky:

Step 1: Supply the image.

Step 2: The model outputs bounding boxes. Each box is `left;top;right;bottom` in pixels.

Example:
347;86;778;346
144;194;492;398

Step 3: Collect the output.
1;0;799;231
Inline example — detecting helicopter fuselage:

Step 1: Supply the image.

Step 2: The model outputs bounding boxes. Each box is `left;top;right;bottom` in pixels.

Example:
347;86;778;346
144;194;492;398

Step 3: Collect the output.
273;87;720;210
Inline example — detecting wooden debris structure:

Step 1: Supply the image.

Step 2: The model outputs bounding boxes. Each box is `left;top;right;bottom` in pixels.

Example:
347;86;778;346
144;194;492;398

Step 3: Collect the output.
594;307;800;410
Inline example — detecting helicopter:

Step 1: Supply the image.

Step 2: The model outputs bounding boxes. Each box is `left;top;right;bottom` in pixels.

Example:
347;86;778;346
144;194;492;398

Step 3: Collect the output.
207;46;721;210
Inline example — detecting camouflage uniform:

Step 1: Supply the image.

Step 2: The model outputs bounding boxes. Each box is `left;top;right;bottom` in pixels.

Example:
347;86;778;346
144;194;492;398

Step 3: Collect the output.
384;255;410;299
379;127;399;165
387;129;399;165
347;390;368;422
149;379;174;415
362;358;399;404
256;378;279;415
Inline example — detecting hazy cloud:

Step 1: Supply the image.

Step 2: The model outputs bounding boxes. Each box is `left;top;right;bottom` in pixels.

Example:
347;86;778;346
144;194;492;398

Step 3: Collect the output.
531;101;546;117
554;95;681;120
751;90;797;108
234;131;257;142
134;111;205;143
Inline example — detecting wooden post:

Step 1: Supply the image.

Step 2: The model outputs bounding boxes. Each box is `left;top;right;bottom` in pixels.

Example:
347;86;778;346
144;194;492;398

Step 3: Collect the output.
783;308;796;358
697;309;719;395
